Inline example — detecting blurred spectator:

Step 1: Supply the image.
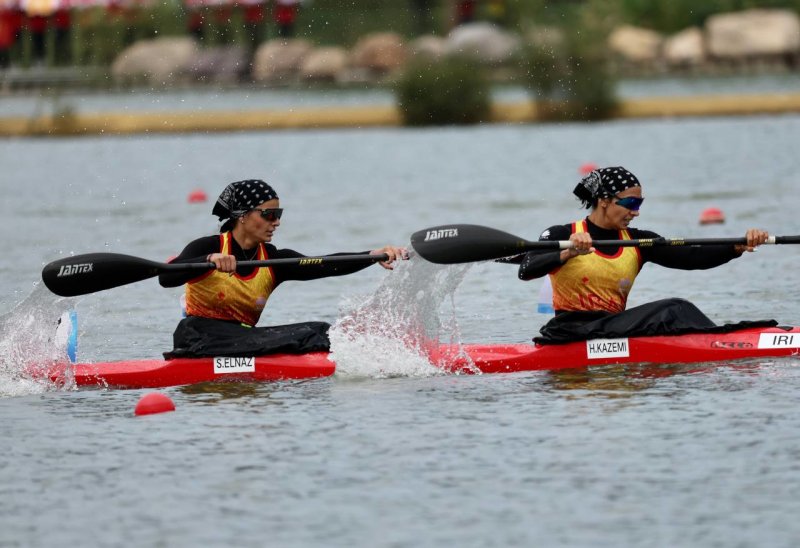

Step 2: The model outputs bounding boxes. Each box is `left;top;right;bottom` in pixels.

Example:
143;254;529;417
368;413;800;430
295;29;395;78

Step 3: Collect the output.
53;9;70;65
107;1;137;47
187;8;205;42
486;0;506;26
213;5;233;44
410;0;434;35
456;0;476;26
0;8;18;68
27;13;47;64
274;0;299;38
243;3;265;51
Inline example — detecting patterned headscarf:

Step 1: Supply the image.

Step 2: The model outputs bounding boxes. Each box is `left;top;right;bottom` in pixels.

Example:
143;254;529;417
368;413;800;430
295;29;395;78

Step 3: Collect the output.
212;179;279;221
573;166;641;209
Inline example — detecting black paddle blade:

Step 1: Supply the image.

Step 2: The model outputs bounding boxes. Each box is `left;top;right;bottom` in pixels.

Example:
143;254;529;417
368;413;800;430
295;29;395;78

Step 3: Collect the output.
410;224;543;264
42;253;165;297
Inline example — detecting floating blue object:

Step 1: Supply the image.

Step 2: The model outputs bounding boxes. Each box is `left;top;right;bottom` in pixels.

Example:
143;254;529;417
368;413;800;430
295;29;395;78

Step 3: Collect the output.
66;310;78;363
537;302;555;314
537;278;554;315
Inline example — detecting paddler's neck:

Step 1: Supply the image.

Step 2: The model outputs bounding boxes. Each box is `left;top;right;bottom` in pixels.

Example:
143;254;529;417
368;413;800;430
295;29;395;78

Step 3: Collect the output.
230;226;260;252
587;208;616;230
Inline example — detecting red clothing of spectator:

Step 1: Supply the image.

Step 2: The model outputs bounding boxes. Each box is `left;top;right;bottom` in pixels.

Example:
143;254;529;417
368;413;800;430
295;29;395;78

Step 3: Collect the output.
0;10;18;48
9;9;22;33
456;0;476;24
27;14;47;33
53;9;70;30
106;2;125;18
274;2;297;26
244;5;265;24
187;10;204;33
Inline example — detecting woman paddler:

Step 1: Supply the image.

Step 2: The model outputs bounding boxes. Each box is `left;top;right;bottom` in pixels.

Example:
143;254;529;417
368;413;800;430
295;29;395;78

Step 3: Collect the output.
515;166;773;343
159;179;407;358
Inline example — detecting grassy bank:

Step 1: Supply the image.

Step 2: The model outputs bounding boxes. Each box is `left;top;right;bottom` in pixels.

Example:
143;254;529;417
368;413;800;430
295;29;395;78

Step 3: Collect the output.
2;93;799;137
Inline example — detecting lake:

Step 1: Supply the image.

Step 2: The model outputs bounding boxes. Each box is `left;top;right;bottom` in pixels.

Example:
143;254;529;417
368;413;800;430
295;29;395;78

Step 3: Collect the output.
1;113;800;547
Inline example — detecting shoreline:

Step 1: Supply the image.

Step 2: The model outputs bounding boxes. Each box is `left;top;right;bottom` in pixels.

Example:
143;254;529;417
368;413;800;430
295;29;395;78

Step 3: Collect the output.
1;93;799;137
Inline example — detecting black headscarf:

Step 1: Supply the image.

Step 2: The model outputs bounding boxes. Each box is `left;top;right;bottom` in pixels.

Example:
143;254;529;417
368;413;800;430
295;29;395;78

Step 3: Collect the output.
212;179;279;232
573;166;641;209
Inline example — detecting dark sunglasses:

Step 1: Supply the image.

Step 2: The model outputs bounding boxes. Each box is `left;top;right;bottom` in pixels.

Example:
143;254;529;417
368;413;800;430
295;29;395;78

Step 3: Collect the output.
252;208;283;221
614;196;644;211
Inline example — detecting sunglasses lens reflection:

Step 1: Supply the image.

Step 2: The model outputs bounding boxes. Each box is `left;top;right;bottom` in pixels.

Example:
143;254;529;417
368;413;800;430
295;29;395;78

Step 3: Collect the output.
615;197;644;211
257;208;283;221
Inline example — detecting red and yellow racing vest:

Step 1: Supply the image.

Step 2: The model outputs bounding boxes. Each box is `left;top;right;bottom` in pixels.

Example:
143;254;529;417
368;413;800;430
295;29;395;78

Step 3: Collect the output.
184;232;276;326
549;220;642;313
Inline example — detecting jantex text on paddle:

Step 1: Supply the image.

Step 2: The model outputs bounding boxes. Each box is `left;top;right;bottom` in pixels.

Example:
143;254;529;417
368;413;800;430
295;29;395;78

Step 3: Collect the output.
57;263;94;277
423;228;459;241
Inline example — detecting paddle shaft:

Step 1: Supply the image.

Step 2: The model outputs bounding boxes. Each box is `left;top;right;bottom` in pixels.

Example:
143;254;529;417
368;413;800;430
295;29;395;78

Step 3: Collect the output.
410;224;800;264
42;252;389;297
549;235;790;249
159;254;390;270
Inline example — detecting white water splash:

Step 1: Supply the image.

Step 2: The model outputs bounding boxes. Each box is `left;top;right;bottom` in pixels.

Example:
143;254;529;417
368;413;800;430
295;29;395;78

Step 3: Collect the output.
329;257;477;378
0;284;77;397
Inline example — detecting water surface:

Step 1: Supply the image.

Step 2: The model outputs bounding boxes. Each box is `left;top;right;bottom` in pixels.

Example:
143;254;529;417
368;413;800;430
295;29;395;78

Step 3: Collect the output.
1;114;799;547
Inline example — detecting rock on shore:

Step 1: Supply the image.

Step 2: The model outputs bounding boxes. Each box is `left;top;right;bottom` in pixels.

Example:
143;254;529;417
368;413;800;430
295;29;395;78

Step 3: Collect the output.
109;9;800;86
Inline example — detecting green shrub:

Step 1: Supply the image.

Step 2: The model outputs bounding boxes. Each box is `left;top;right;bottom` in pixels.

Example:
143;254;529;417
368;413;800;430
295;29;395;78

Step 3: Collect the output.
561;21;618;121
521;2;618;122
395;56;491;126
137;3;187;39
521;40;565;101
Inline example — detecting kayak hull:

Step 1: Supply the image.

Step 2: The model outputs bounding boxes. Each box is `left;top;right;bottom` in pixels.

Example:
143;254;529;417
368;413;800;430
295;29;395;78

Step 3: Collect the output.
48;326;800;389
448;326;800;374
57;353;335;389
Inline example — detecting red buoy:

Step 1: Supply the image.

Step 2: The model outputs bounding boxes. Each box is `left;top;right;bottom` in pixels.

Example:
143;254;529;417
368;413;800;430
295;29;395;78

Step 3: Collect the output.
699;207;725;225
187;189;208;203
134;392;176;416
579;162;599;176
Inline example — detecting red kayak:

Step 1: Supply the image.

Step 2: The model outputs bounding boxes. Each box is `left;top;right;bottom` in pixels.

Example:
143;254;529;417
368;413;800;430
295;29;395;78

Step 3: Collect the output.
443;326;800;374
44;325;800;389
46;353;336;389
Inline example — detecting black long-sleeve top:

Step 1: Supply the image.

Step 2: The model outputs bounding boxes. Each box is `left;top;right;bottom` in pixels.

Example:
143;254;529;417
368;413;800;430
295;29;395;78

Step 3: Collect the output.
158;235;375;288
513;218;742;281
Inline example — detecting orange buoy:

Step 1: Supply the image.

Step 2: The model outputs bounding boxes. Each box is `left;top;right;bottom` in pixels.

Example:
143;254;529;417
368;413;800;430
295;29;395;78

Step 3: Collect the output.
134;392;176;416
187;189;208;203
699;207;725;225
579;162;599;176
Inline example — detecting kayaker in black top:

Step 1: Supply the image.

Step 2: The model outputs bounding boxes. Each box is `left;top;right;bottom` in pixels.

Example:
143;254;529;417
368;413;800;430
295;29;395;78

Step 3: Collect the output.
159;179;407;358
510;166;773;343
